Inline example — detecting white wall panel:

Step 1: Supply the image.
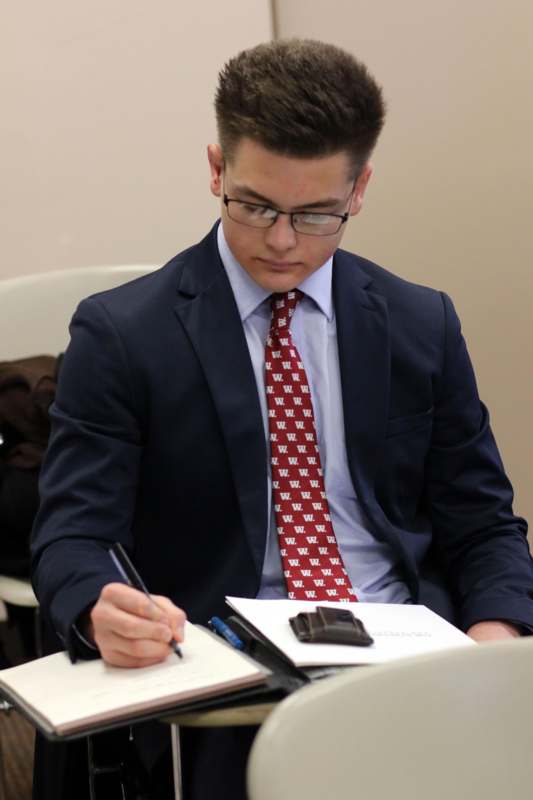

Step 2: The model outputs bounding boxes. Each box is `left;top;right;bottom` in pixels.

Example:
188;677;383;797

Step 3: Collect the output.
1;1;272;276
275;0;533;521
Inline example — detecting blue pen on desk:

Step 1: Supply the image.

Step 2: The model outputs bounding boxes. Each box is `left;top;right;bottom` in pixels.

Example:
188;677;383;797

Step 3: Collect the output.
109;542;183;659
209;616;245;651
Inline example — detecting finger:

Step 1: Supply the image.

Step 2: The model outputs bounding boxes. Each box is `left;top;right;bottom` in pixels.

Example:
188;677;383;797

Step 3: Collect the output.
150;595;187;642
95;624;175;665
99;583;168;623
91;601;172;644
100;632;174;661
102;649;170;669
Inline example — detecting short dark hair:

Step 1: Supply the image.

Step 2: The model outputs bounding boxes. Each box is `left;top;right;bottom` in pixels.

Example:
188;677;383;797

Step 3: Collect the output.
215;39;386;177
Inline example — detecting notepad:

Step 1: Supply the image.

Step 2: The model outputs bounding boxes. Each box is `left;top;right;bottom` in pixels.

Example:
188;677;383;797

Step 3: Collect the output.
0;622;268;737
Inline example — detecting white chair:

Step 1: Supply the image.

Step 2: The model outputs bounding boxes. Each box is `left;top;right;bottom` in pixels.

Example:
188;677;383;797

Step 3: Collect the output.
248;638;533;800
0;265;156;360
0;265;157;653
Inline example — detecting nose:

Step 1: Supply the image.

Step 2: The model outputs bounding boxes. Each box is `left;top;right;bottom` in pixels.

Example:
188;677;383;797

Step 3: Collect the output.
264;213;298;253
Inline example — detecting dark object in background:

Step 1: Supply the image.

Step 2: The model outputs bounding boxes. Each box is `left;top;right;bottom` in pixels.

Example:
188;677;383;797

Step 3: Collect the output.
0;356;59;664
0;355;59;577
0;462;40;578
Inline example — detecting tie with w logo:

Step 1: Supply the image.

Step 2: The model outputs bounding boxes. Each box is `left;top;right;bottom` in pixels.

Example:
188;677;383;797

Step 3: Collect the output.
265;290;357;601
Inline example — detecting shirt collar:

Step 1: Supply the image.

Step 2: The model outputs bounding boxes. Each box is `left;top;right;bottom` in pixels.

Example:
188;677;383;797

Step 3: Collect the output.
217;223;334;322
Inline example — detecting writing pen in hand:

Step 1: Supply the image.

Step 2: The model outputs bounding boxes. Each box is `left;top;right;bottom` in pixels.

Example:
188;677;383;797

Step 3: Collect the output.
109;542;183;659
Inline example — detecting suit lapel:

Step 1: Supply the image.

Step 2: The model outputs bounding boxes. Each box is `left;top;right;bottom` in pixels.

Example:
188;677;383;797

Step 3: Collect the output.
334;250;420;585
333;249;390;500
172;232;410;580
173;227;268;577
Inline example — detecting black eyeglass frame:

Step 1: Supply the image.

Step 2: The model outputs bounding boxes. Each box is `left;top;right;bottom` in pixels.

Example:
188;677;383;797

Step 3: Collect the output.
222;191;353;237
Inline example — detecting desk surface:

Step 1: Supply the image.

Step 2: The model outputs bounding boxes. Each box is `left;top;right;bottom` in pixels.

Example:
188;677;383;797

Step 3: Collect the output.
164;701;276;728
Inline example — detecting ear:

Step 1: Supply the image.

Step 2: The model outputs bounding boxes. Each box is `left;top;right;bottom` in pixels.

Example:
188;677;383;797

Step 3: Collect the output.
349;163;373;217
207;144;224;198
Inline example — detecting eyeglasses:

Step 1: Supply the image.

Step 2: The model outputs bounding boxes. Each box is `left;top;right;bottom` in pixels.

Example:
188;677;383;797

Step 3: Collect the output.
223;182;355;236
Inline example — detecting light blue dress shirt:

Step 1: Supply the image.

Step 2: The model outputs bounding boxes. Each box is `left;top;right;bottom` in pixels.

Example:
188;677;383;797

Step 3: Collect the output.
217;224;411;604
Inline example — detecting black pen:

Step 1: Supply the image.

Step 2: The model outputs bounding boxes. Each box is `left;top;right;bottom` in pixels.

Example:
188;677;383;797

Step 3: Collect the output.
109;542;183;659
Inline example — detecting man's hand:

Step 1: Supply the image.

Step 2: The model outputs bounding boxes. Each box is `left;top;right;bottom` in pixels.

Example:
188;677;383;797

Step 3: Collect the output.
86;582;186;668
467;620;522;642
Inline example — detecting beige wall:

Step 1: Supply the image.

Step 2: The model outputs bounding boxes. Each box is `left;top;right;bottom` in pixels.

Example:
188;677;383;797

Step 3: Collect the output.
275;0;533;525
2;2;531;523
1;1;271;276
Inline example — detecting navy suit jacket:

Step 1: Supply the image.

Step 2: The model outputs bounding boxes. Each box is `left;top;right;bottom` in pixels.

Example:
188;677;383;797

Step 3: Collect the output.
31;223;533;657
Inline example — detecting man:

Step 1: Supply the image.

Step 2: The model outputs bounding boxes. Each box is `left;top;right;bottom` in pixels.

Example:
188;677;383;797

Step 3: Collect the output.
31;39;533;799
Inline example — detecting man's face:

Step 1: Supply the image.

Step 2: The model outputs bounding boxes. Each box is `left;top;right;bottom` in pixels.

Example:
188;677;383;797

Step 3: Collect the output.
208;138;372;293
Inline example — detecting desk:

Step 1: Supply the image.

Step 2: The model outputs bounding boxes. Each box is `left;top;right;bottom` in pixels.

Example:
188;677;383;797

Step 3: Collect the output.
164;702;276;800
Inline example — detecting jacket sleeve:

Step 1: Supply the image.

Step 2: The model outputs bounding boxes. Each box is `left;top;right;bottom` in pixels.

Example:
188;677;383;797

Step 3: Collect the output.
426;291;533;630
30;297;141;659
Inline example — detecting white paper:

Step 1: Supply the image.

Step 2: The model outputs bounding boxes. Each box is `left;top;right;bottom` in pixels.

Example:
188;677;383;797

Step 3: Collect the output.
226;597;474;666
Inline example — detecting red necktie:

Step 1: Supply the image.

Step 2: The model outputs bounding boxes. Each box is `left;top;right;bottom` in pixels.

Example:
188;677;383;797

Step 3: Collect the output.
265;290;357;602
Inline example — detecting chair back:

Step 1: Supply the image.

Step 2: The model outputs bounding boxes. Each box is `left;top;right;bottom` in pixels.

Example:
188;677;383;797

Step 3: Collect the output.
248;638;533;800
0;265;156;359
0;264;156;645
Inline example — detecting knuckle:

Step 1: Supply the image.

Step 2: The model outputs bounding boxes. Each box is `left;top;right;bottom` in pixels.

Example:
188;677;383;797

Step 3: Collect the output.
105;651;138;669
128;639;146;658
121;617;139;638
158;625;171;642
90;606;107;633
130;639;163;659
100;582;119;601
137;597;155;619
131;656;161;669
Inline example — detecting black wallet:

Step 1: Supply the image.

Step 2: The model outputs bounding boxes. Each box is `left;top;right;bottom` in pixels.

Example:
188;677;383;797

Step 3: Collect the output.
289;606;374;647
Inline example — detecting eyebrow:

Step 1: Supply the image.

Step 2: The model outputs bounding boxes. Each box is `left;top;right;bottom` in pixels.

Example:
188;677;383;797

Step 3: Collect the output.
230;183;345;211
